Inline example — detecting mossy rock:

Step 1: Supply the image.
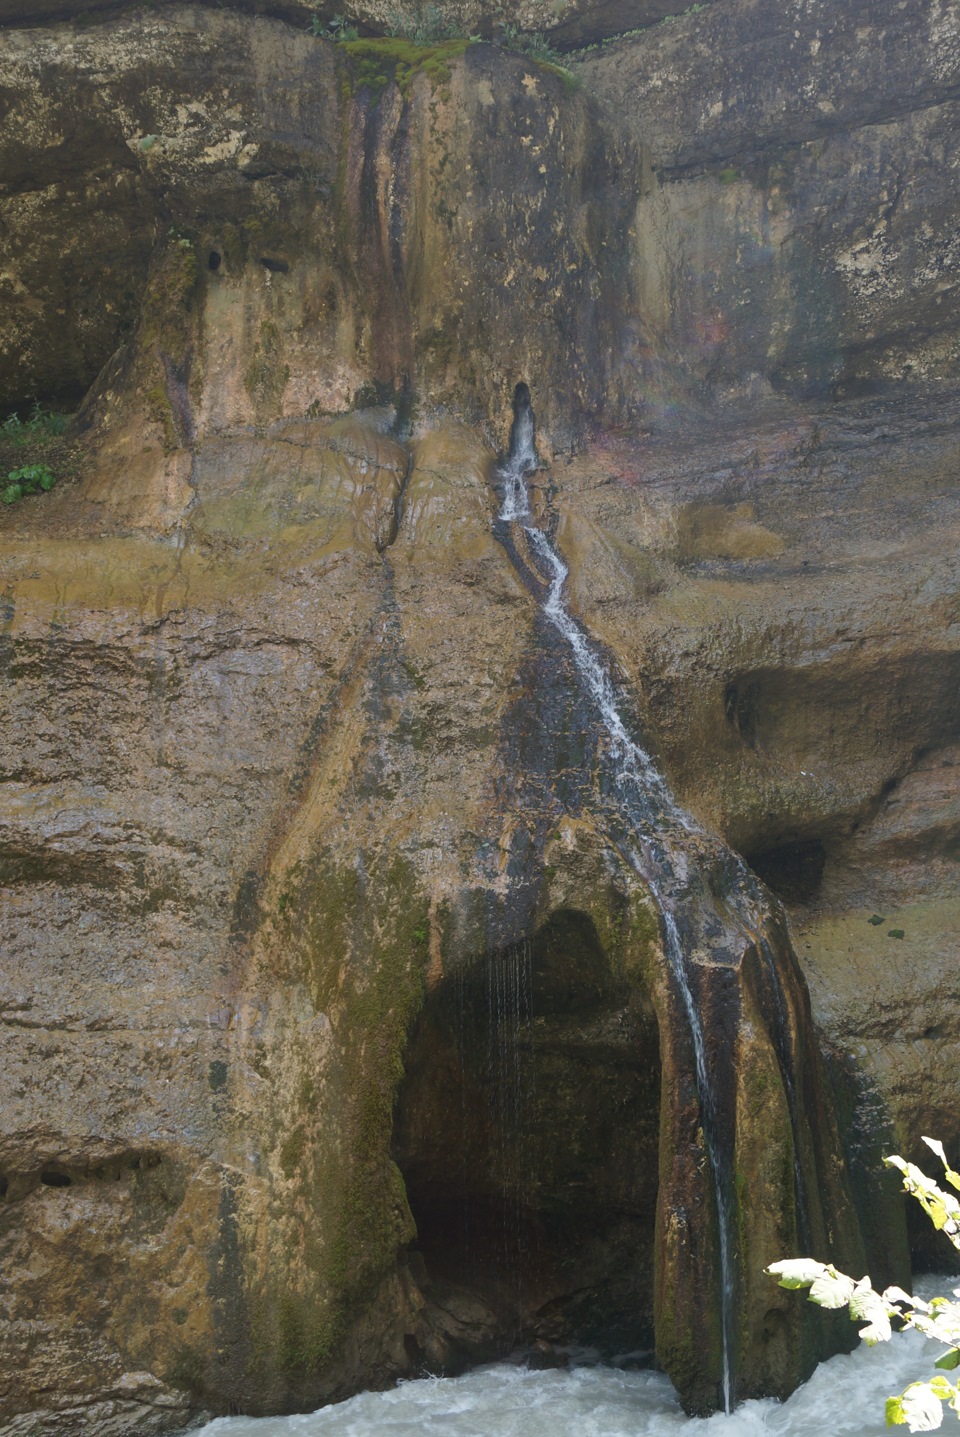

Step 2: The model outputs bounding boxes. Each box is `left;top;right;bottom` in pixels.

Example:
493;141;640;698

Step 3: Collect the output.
339;37;473;100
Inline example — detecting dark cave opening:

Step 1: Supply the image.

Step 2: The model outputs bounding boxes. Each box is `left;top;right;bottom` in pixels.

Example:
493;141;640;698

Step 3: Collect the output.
39;1169;72;1188
393;909;662;1368
746;839;826;904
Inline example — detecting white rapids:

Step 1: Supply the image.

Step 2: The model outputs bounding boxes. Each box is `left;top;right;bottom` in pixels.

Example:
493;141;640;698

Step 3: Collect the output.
187;1276;951;1437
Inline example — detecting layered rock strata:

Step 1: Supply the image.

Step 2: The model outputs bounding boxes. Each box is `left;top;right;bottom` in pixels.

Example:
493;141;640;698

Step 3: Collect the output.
2;0;959;1431
578;0;960;396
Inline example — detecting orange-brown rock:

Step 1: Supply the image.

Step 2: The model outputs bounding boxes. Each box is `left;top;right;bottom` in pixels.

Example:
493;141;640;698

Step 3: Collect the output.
2;0;960;1429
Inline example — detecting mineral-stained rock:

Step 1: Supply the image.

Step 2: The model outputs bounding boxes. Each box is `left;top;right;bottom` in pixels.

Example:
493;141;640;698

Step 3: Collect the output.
578;0;960;395
4;379;947;1429
2;0;960;1428
0;9;641;445
0;391;868;1428
0;0;702;49
547;384;960;1229
0;417;409;1429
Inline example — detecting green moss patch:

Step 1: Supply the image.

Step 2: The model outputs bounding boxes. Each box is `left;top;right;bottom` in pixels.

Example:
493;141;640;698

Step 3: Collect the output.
248;852;431;1385
340;37;473;100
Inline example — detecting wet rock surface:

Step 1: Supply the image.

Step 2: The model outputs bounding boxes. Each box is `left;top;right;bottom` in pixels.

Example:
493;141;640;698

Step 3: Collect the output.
4;382;957;1429
0;0;703;47
579;0;960;396
548;382;960;1195
0;10;638;442
1;0;959;1429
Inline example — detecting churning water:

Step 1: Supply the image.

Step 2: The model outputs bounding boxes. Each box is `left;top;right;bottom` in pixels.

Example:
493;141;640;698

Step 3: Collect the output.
188;1277;949;1437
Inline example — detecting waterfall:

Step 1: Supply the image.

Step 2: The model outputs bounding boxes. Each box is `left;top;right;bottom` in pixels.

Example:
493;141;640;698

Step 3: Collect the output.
499;382;535;522
483;384;866;1413
495;385;744;1411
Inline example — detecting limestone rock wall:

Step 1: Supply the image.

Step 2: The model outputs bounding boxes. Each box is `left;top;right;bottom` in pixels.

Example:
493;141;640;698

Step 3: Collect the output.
0;9;639;447
2;0;960;1430
579;0;960;395
1;406;881;1429
0;0;701;48
548;388;960;1224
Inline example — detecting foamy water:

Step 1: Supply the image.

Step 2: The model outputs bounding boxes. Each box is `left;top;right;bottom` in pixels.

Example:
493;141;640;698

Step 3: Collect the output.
188;1277;950;1437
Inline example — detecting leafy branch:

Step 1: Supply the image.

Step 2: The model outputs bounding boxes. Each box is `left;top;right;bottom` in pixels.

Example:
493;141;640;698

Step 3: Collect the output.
768;1137;960;1432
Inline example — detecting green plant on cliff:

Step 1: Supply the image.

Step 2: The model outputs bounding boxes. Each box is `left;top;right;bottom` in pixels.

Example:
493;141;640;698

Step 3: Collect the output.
2;403;67;446
659;2;707;23
3;463;56;504
382;3;462;42
311;8;577;95
493;22;578;90
309;11;359;41
768;1137;960;1432
495;21;564;66
338;35;474;100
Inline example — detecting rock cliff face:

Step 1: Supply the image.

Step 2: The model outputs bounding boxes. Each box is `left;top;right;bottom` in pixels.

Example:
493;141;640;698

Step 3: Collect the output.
1;0;959;1432
0;8;638;446
0;0;704;47
579;0;960;396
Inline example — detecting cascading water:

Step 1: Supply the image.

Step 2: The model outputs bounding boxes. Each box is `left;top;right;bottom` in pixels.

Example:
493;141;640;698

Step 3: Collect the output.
493;385;861;1414
496;385;734;1412
499;383;535;523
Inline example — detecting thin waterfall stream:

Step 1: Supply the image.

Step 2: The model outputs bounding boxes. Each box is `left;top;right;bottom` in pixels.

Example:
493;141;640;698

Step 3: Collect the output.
385;393;868;1420
498;386;735;1413
491;385;866;1416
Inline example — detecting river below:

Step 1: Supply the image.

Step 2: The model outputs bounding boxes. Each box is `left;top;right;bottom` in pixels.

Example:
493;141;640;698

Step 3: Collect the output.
189;1275;950;1437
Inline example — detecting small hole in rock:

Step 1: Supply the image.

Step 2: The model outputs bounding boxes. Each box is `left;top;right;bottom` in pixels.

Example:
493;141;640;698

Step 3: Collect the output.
403;1333;423;1365
208;250;222;271
746;839;826;904
723;683;738;723
0;1173;8;1199
40;1170;72;1188
260;256;289;274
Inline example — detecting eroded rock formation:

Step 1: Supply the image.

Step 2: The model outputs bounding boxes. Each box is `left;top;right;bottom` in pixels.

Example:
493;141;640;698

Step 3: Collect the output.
2;0;959;1432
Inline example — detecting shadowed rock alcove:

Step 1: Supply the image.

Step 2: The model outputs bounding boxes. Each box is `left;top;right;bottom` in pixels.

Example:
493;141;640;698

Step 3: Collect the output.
393;908;661;1366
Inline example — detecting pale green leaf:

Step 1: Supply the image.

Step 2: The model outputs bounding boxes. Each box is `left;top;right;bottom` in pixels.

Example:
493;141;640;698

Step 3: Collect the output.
766;1258;829;1290
809;1267;857;1310
922;1136;960;1195
934;1349;960;1371
886;1155;960;1250
897;1381;945;1432
851;1277;894;1343
885;1285;926;1312
911;1303;960;1349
